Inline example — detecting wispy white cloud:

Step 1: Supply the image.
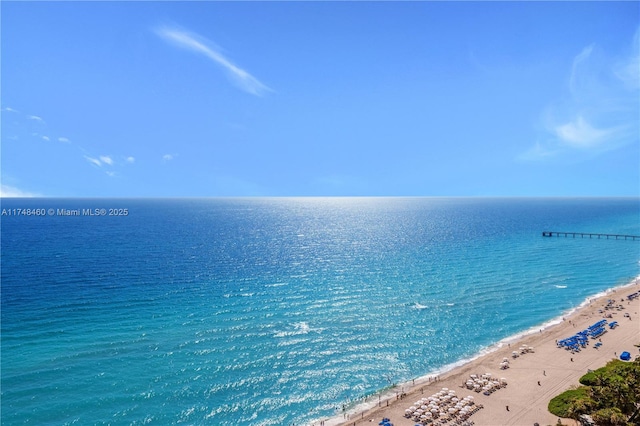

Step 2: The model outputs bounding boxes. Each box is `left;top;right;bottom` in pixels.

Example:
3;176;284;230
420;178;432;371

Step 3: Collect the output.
554;116;627;149
162;154;174;162
155;26;273;96
2;107;19;113
42;135;50;142
99;155;113;165
58;137;70;143
613;28;640;90
521;30;639;161
106;171;117;177
0;184;39;197
125;156;135;164
569;44;594;94
84;155;116;167
84;155;102;167
517;141;559;162
27;115;45;123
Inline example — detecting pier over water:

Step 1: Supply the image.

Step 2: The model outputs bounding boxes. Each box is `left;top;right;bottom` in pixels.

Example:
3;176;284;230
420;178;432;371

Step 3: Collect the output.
542;231;640;241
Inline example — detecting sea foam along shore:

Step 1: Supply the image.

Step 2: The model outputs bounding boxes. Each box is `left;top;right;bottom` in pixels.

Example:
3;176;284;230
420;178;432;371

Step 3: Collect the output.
317;276;640;426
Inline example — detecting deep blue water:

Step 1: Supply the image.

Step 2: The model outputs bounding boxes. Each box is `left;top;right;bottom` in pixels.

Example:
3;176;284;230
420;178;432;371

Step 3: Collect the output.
1;198;639;425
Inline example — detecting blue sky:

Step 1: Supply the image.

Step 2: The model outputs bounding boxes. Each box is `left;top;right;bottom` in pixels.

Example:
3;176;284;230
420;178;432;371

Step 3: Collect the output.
2;1;638;197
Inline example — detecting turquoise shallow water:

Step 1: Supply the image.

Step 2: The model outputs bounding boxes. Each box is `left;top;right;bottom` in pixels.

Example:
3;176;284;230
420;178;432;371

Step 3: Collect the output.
1;198;639;425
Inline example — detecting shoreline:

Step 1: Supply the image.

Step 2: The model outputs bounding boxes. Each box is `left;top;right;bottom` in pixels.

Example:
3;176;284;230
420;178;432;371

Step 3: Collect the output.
316;277;640;426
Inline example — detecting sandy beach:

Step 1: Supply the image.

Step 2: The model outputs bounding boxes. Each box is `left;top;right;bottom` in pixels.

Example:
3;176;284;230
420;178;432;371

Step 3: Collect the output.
326;279;640;426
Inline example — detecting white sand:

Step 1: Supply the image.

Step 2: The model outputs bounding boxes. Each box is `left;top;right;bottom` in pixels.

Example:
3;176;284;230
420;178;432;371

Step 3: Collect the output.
323;280;640;426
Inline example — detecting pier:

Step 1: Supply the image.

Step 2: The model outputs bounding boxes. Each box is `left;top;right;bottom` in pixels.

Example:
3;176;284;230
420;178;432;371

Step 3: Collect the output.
542;231;640;241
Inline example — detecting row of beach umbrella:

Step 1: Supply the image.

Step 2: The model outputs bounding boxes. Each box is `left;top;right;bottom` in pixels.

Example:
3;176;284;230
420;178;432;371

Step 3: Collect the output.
464;373;507;394
405;388;479;422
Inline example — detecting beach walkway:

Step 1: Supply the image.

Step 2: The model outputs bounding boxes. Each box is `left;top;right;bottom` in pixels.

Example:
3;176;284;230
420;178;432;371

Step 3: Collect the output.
542;231;640;241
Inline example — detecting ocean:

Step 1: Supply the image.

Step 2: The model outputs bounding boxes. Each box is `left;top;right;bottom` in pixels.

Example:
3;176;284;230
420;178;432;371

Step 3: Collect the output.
1;197;639;425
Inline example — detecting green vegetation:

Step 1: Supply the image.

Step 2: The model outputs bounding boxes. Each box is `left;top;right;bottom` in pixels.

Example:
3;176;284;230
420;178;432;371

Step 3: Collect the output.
548;357;640;426
548;387;592;418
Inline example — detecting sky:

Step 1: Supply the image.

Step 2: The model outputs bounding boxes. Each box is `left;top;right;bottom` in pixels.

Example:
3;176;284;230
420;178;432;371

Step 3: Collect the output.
1;1;639;197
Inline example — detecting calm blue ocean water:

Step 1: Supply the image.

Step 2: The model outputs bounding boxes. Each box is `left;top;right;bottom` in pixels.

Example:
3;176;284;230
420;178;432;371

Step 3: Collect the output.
2;198;639;425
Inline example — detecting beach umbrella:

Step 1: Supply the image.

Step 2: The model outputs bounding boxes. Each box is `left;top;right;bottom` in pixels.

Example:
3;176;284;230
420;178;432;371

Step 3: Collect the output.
409;406;417;411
